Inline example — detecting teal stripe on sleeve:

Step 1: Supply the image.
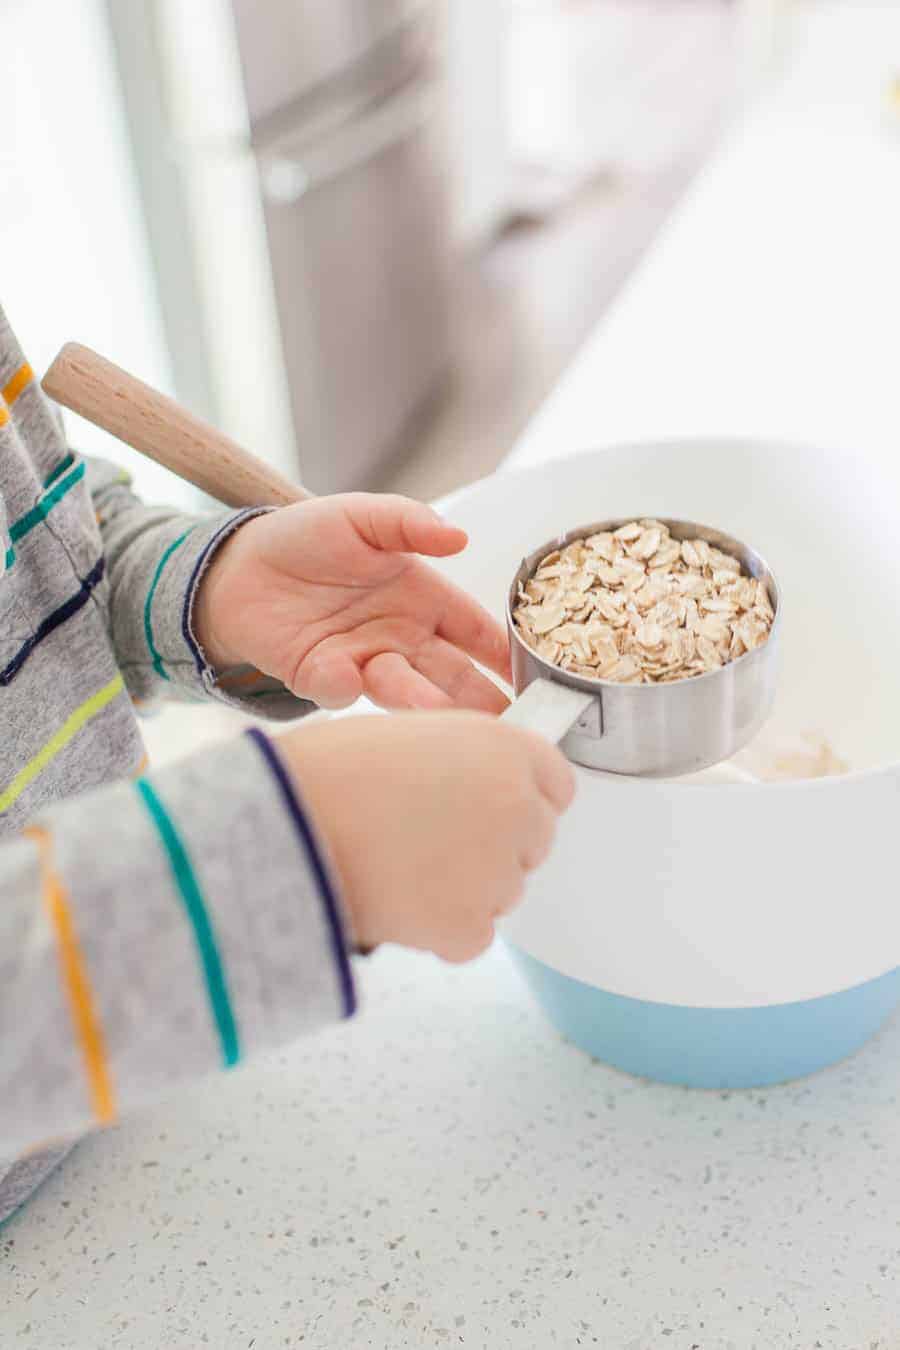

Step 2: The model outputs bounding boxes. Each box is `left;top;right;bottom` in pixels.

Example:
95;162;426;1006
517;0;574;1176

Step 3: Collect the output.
143;529;193;680
135;777;240;1067
42;451;75;489
10;461;85;542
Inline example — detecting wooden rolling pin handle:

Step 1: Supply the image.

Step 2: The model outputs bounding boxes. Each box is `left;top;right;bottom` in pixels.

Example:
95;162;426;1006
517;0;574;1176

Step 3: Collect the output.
41;342;309;510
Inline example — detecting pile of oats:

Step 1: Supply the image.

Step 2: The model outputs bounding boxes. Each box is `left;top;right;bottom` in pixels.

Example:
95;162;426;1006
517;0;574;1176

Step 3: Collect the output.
513;520;774;684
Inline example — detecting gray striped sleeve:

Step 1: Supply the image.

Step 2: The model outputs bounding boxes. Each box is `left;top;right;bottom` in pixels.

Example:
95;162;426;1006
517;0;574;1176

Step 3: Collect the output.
86;457;315;720
0;730;355;1167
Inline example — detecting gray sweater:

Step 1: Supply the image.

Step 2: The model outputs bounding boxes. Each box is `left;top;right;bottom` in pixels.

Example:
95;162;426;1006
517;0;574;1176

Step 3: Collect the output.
0;306;355;1227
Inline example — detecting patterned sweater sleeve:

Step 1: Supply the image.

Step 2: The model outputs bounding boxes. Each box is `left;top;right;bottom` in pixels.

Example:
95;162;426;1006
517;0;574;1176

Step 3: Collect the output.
0;728;356;1165
86;457;313;719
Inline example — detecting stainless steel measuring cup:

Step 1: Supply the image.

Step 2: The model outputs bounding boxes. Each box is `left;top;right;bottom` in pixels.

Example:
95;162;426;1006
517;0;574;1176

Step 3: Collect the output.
502;518;781;777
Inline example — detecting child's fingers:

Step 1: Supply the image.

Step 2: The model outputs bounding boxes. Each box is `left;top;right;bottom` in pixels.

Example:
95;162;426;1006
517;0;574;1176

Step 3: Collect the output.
523;732;577;813
363;652;454;711
434;580;513;683
517;798;559;875
434;918;497;965
411;636;510;715
343;494;468;558
292;649;364;709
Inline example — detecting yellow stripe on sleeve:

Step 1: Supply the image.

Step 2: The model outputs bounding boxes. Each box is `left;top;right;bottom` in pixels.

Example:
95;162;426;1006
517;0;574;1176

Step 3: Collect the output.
3;361;33;406
0;674;125;815
25;825;117;1127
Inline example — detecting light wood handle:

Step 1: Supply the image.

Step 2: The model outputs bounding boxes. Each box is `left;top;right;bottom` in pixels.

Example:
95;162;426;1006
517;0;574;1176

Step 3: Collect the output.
41;342;309;509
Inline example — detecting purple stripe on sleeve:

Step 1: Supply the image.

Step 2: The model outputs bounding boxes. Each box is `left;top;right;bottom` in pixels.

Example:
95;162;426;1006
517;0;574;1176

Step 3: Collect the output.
180;509;270;678
245;728;356;1018
1;556;105;687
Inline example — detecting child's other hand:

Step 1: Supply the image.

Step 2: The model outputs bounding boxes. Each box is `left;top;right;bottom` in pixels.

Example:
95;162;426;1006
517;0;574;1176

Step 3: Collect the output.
195;495;511;714
277;713;575;961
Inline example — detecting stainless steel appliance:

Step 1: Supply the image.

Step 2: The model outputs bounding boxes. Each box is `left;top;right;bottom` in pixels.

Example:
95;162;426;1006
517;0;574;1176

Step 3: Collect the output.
231;0;452;493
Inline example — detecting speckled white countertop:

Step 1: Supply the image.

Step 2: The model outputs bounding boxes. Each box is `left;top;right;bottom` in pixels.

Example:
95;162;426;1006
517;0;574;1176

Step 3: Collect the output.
6;941;900;1349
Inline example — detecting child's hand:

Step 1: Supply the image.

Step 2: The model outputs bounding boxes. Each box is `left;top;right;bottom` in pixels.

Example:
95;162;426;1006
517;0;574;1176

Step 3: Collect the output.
277;713;575;961
195;495;511;713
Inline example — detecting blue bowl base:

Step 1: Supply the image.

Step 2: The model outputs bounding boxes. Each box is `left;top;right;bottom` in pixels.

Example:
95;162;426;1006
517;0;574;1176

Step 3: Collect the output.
508;946;900;1089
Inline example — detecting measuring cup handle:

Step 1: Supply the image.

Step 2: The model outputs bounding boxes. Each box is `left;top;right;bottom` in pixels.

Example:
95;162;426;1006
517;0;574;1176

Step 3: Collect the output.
501;678;594;745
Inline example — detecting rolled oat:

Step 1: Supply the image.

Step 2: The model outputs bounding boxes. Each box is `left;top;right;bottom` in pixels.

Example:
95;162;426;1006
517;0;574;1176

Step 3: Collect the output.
513;520;774;684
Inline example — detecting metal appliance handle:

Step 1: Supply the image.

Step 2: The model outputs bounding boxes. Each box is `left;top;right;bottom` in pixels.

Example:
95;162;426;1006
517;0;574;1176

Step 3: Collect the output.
260;81;437;204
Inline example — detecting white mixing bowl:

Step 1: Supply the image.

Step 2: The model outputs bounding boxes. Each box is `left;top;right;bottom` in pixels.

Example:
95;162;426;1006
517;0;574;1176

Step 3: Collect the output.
433;439;900;1088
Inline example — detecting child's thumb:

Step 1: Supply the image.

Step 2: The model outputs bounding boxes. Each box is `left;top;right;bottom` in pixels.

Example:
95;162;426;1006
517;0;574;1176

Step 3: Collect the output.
343;494;468;557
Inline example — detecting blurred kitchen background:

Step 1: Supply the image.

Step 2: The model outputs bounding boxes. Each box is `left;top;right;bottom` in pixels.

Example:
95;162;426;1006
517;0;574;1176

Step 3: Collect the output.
5;0;896;766
1;0;798;511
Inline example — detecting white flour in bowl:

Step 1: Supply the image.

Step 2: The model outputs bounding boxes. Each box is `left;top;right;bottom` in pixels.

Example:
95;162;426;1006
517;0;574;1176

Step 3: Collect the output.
683;732;850;785
735;731;849;782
